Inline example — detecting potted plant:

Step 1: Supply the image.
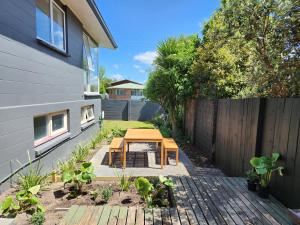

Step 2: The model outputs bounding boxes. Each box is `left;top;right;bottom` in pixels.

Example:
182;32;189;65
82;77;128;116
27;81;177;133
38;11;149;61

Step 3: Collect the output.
250;152;284;199
246;169;258;192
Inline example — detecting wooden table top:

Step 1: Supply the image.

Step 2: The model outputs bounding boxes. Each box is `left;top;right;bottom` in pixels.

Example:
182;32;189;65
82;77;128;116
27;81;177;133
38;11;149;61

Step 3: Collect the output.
124;129;163;141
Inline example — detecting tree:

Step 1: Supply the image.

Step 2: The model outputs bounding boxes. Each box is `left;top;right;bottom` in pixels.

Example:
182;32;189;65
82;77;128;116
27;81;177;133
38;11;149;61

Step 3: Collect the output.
145;35;200;136
99;67;113;94
192;0;300;98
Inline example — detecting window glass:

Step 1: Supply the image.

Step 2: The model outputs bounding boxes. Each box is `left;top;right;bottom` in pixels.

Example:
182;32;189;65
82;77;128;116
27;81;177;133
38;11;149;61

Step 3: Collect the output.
34;116;47;141
36;0;51;42
52;114;64;131
52;3;65;50
36;0;65;51
83;33;99;93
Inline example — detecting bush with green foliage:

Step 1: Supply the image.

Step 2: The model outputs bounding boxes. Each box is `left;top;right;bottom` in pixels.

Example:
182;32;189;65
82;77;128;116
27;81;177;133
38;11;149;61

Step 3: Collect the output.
250;152;284;187
101;187;113;202
135;176;174;207
0;185;45;217
58;158;76;175
72;144;90;163
30;211;45;225
62;162;95;193
18;161;48;192
135;177;154;206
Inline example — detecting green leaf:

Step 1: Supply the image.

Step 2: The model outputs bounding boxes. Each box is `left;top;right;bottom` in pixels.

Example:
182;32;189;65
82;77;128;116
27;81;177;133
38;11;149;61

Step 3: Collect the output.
62;171;73;183
37;204;46;213
0;196;13;213
16;190;28;201
28;185;40;195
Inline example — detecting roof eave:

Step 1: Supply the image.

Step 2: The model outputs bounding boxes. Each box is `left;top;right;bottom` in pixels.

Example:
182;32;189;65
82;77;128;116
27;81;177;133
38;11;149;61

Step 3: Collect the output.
86;0;118;49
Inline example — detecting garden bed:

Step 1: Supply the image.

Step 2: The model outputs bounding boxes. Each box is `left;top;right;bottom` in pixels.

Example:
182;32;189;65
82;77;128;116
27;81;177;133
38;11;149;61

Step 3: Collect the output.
0;177;176;225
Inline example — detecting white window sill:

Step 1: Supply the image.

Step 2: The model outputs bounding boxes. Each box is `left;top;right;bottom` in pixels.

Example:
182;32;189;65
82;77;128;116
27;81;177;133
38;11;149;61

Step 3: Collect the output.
34;132;71;156
84;92;100;97
81;119;96;131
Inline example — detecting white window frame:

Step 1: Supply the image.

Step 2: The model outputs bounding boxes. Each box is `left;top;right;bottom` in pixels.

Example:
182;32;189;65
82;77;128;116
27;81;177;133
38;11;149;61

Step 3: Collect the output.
36;0;66;52
81;105;95;125
34;110;68;147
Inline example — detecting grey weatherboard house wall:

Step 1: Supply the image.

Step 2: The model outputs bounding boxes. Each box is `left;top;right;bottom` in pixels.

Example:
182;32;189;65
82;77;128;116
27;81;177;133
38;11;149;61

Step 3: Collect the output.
0;0;117;191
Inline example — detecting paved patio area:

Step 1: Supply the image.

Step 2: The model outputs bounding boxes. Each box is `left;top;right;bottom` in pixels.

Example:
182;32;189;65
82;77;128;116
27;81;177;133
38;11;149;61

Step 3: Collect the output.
90;143;190;177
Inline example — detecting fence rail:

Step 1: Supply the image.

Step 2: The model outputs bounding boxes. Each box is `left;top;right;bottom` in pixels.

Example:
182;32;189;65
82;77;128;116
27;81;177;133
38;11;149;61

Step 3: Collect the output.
184;97;300;208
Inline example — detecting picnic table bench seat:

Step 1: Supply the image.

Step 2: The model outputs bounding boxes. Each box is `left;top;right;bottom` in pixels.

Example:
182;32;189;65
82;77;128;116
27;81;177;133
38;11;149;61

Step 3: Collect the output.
163;138;179;165
109;137;124;166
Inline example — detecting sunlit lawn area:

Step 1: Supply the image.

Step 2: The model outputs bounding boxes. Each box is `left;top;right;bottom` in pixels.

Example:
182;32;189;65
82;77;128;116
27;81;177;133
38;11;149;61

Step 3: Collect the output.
102;120;155;131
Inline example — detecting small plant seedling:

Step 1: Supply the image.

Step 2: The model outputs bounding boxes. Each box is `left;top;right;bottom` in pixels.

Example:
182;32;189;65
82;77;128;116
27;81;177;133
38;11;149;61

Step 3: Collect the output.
101;187;113;202
30;211;45;225
114;168;132;192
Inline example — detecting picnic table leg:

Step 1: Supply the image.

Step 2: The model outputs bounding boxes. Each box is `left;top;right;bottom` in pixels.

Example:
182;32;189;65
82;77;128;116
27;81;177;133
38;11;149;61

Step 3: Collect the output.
160;141;164;169
123;140;127;169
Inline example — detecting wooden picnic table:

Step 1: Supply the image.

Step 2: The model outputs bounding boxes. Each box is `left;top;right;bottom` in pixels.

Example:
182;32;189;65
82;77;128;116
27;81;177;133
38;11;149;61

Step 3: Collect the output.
123;128;164;169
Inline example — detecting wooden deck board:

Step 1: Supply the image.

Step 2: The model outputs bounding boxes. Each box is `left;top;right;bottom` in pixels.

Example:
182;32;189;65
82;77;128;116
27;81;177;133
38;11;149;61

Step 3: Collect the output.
61;175;291;225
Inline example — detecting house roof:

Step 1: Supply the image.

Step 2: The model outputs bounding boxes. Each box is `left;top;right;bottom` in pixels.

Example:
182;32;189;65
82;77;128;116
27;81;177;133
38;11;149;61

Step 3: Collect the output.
60;0;117;49
110;79;143;86
107;83;145;90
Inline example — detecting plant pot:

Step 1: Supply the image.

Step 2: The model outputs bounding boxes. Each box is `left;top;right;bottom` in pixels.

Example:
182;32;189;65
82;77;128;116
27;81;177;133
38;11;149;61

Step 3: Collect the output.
257;184;269;199
247;179;257;192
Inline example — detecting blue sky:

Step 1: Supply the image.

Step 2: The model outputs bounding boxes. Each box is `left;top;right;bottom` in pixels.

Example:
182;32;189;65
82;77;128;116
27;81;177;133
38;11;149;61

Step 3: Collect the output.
96;0;220;84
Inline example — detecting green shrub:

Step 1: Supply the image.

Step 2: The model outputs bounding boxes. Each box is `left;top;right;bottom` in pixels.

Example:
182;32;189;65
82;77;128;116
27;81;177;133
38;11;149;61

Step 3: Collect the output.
135;177;154;206
107;128;126;143
0;185;45;216
17;156;48;191
30;211;45;225
62;162;95;193
159;125;172;138
58;159;76;175
72;144;90;163
151;115;165;127
90;138;98;149
101;187;113;202
250;152;284;187
134;176;174;207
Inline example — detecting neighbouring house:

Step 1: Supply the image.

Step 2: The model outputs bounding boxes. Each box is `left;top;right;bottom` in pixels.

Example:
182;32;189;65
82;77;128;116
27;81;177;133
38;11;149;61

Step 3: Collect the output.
107;80;145;100
0;0;116;190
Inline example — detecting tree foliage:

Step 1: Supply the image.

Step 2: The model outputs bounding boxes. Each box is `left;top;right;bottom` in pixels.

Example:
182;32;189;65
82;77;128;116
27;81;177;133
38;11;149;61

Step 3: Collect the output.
99;67;113;94
193;0;300;98
145;35;200;134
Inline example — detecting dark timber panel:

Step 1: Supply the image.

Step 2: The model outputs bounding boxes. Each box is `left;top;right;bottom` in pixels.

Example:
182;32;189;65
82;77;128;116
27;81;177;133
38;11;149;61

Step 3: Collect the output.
184;98;300;207
194;100;216;154
214;99;260;177
260;98;300;208
102;100;160;121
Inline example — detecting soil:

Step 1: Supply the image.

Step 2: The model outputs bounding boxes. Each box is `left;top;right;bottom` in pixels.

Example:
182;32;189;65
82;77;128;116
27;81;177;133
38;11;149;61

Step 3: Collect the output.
180;143;215;168
0;180;146;225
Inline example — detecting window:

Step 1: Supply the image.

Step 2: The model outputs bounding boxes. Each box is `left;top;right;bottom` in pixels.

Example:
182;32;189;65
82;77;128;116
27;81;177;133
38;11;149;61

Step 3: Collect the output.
34;110;68;146
83;33;99;93
36;0;66;51
131;89;143;96
113;89;125;96
81;105;95;125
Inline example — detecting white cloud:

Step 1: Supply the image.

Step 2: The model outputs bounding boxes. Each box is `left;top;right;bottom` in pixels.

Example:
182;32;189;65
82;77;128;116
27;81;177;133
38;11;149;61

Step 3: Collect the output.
113;64;120;69
133;51;158;65
110;74;124;81
133;64;146;74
